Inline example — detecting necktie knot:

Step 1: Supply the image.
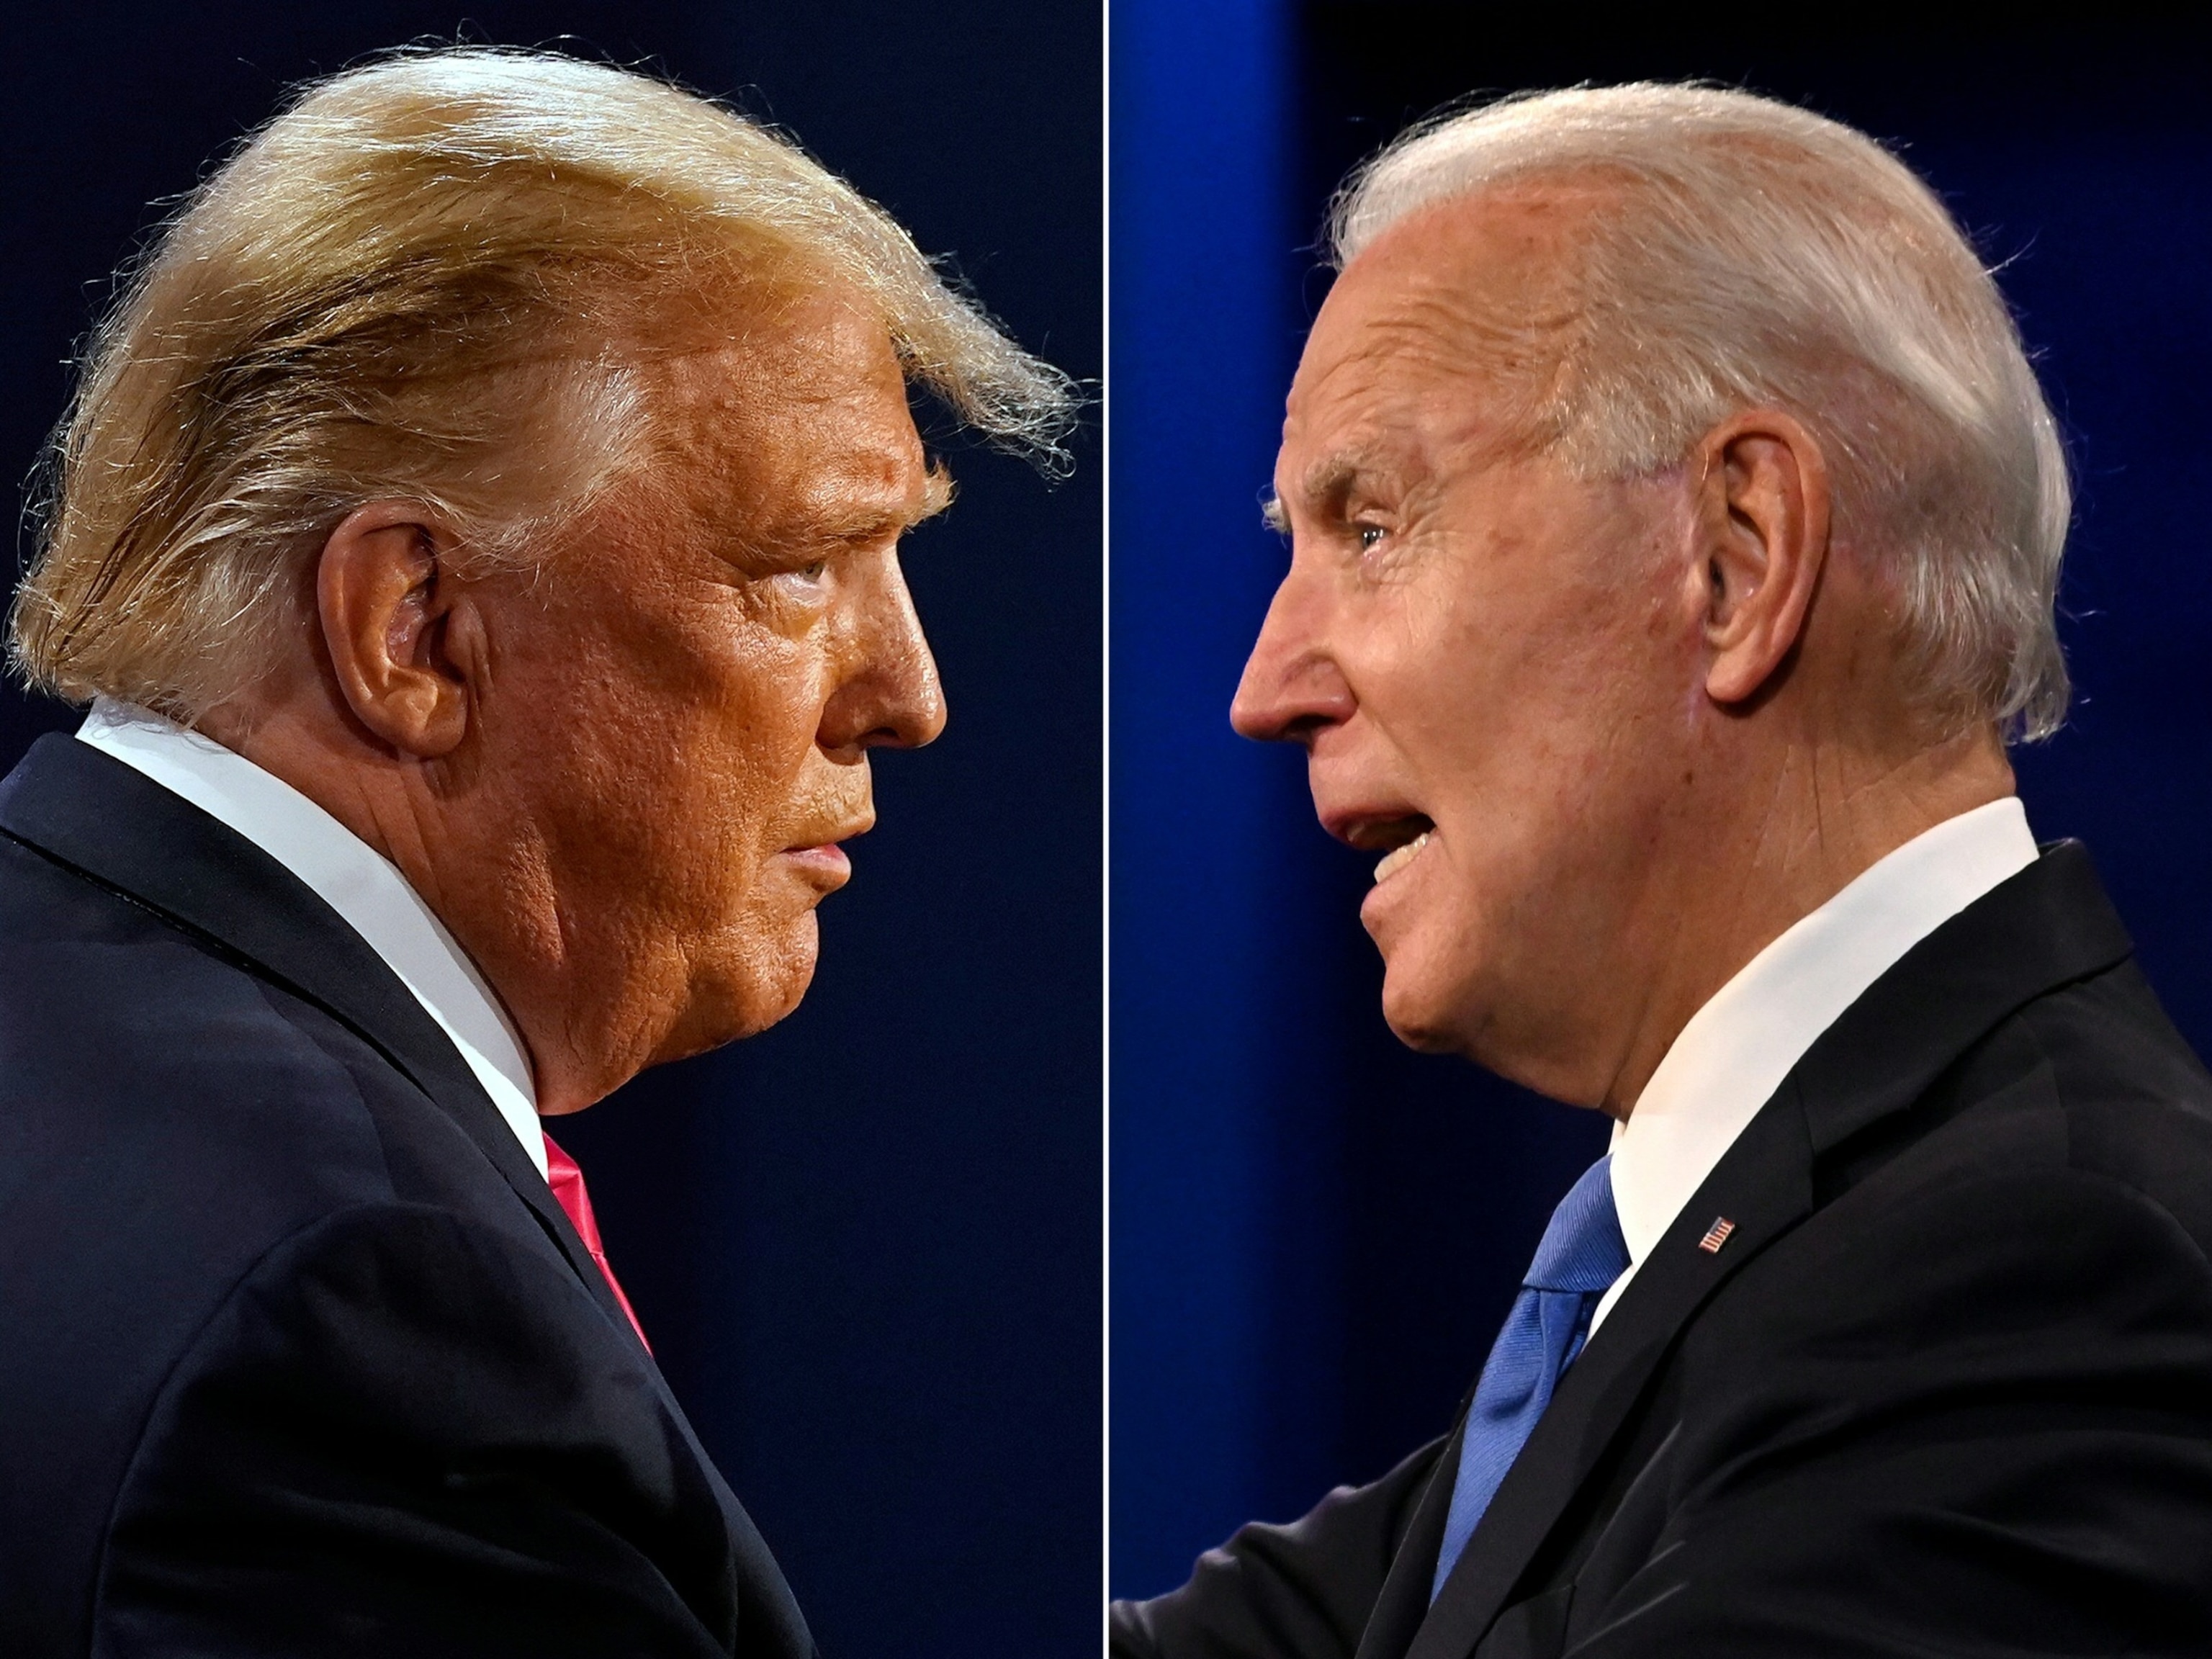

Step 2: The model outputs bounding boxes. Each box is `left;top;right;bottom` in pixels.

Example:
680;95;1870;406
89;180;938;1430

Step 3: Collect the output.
543;1133;652;1354
1522;1153;1631;1294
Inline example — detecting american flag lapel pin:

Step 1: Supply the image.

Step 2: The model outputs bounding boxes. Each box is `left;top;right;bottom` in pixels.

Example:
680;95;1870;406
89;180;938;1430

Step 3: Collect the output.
1697;1217;1735;1254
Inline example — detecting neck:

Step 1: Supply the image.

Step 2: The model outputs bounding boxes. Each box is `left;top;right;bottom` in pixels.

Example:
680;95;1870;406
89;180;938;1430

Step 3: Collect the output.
198;694;606;1115
1600;720;2015;1118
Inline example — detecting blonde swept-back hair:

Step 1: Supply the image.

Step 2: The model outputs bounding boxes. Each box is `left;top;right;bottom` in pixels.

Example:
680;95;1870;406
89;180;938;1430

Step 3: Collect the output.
12;47;1076;720
1331;84;2071;741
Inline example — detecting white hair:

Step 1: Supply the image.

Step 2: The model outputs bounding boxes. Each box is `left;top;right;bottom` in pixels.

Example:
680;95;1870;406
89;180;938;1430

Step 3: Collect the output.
1331;84;2070;740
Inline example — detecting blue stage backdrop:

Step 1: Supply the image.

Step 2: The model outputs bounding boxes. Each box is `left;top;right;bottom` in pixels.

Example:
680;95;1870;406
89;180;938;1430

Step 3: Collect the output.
1110;6;2212;1600
0;7;1100;1657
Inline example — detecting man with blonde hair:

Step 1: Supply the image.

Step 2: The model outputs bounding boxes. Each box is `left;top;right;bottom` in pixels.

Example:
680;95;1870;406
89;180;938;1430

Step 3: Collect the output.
0;48;1070;1656
1115;84;2212;1657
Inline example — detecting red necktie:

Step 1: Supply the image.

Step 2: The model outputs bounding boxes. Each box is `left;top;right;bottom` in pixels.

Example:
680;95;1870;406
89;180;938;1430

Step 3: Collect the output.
541;1133;651;1353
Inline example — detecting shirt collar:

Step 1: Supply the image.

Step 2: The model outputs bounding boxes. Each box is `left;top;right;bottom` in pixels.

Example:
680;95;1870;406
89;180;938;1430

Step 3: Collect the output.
76;698;549;1180
1607;796;2038;1270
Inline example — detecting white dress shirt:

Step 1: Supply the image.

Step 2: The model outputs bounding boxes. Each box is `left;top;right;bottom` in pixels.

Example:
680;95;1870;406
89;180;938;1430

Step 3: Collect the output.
1588;796;2040;1334
76;697;549;1180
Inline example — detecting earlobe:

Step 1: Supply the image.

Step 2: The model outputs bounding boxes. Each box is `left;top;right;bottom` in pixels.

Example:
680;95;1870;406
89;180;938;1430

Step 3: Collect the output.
1698;413;1830;709
315;502;475;759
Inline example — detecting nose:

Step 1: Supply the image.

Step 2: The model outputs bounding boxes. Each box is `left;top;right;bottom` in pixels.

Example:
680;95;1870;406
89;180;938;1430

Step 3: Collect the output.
1229;562;1354;745
819;552;948;755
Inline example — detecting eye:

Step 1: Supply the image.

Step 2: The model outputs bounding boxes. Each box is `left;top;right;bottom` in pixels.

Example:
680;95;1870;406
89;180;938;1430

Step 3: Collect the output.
1357;523;1388;553
768;556;832;600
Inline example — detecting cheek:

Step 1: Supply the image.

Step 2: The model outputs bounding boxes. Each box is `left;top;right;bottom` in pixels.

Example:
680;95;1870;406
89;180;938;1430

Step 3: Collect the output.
626;595;829;783
1362;572;1565;805
509;606;829;892
1376;577;1686;958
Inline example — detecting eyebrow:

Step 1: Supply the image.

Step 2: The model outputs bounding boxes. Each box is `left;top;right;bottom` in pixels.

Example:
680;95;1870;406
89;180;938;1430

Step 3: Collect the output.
1298;450;1372;509
1261;444;1388;536
820;462;956;543
909;463;957;528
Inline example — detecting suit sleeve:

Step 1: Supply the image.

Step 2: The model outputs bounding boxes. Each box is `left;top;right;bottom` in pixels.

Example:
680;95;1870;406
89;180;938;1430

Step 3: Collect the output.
92;1202;742;1659
1565;1163;2212;1658
1111;1437;1449;1659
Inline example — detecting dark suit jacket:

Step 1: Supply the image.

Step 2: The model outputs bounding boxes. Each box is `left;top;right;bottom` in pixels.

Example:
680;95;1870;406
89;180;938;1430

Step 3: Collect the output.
1114;841;2212;1658
0;734;814;1658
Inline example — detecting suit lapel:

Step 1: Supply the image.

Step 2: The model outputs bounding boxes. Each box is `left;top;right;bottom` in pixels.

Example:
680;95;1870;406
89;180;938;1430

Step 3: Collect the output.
1402;841;2136;1659
0;734;635;1339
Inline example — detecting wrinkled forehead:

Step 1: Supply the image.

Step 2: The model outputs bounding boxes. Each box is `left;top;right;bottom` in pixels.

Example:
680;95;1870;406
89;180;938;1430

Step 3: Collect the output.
644;288;940;539
1280;186;1601;487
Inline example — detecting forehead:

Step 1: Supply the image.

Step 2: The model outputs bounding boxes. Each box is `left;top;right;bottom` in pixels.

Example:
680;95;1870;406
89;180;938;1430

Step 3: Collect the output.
1280;187;1596;488
647;288;930;536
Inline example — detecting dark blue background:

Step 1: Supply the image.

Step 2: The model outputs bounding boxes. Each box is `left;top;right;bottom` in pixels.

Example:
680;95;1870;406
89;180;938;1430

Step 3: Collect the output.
1110;6;2212;1599
0;6;1100;1656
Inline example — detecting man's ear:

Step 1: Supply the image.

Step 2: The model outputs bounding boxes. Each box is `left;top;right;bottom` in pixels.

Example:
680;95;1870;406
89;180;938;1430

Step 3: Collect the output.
315;501;480;758
1695;410;1831;707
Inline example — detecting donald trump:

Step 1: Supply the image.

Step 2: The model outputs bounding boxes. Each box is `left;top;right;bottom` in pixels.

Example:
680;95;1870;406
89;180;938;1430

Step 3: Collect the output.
0;48;1069;1657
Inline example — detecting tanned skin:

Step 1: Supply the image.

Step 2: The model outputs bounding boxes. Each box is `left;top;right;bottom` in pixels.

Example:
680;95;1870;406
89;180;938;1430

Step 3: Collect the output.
202;288;948;1115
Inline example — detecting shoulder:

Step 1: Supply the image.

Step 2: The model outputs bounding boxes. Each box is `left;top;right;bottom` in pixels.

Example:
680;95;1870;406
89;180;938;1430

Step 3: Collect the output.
1593;967;2212;1648
0;827;401;1233
0;835;479;1624
2013;959;2212;1254
1695;959;2212;1388
0;821;550;1388
1827;958;2212;1267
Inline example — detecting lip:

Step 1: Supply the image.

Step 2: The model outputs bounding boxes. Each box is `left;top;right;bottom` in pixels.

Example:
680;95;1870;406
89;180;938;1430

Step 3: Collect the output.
1354;817;1439;937
1320;805;1435;854
778;842;852;878
777;815;872;883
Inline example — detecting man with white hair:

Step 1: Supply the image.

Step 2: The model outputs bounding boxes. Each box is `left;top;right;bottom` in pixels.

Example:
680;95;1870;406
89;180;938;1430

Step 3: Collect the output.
0;48;1070;1657
1114;84;2212;1657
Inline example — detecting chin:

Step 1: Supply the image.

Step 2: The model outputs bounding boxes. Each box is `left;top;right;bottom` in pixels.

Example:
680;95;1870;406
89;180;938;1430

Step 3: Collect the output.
653;914;820;1064
1377;947;1480;1057
1374;876;1615;1099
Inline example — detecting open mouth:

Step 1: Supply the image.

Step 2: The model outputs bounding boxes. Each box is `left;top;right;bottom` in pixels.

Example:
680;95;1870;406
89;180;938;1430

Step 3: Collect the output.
1364;816;1435;884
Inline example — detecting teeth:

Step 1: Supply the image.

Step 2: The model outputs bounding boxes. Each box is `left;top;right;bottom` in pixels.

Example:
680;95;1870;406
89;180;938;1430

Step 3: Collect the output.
1373;829;1431;885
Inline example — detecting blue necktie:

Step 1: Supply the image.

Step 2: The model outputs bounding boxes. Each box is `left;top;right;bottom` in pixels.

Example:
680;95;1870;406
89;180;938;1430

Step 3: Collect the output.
1430;1154;1630;1600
